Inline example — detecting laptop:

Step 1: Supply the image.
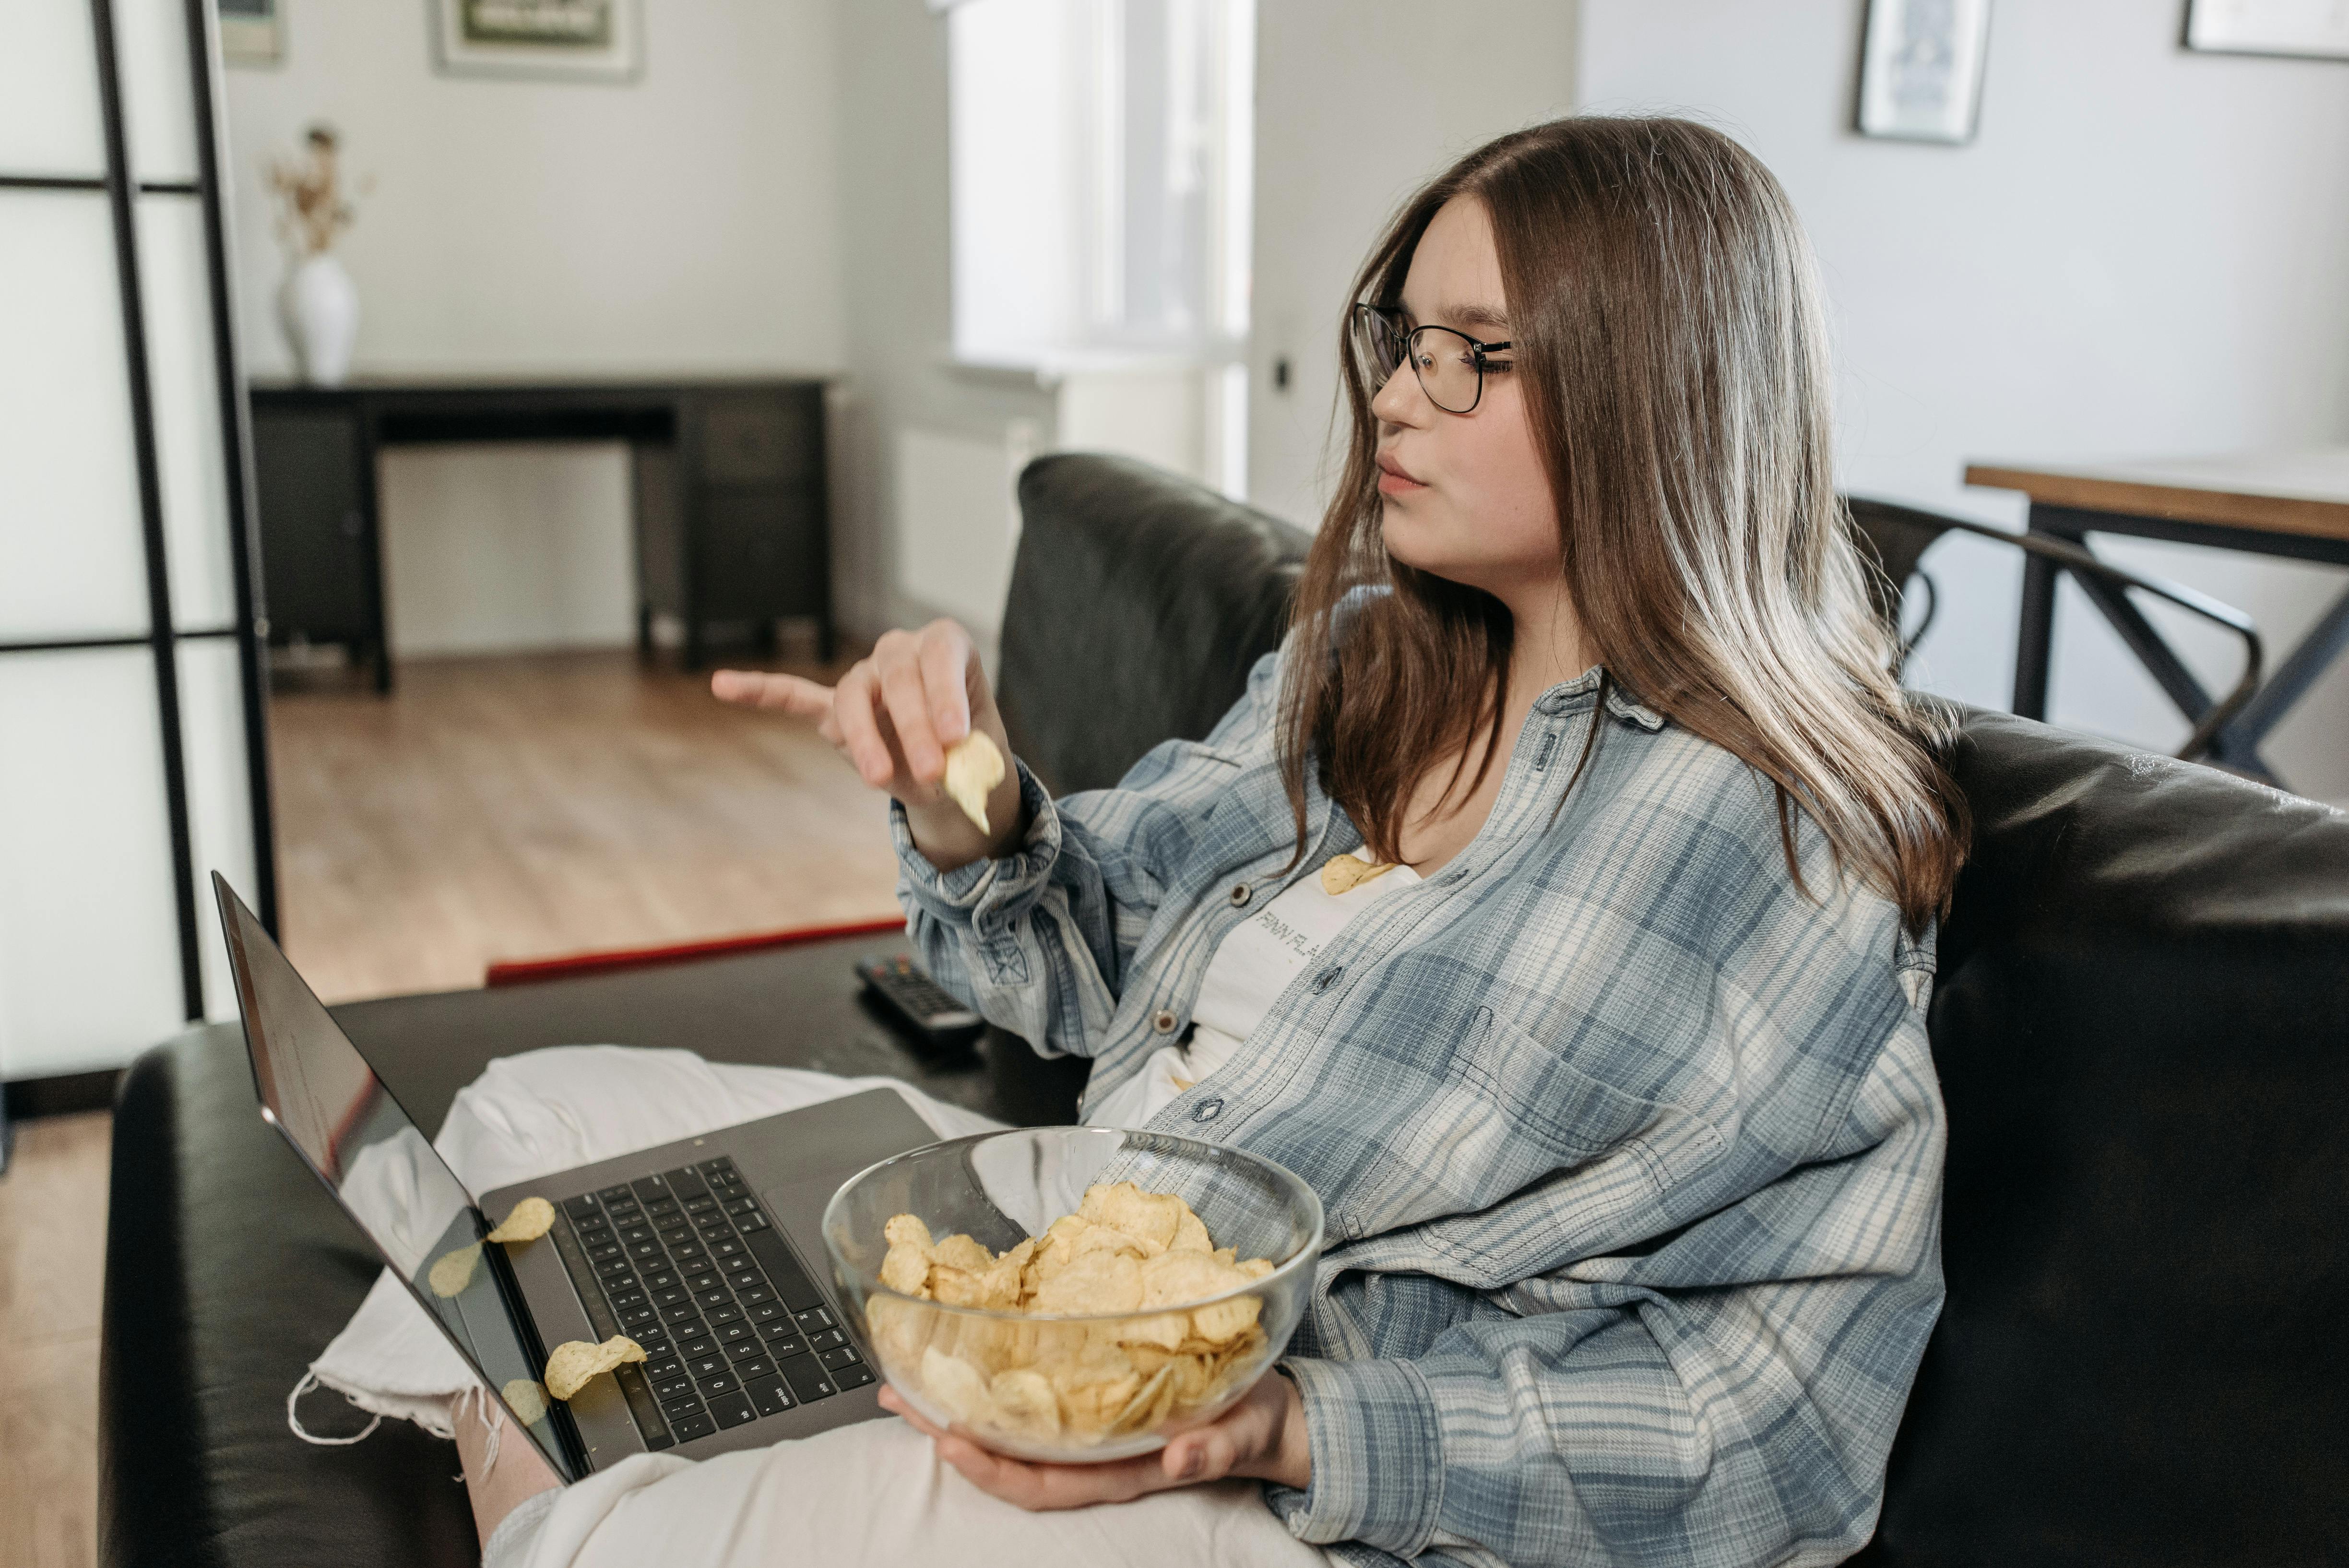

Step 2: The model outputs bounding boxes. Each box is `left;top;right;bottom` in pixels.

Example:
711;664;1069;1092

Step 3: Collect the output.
213;874;937;1481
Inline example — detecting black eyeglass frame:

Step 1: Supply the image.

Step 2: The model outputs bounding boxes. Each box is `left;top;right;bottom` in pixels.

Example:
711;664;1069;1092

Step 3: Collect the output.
1352;302;1514;414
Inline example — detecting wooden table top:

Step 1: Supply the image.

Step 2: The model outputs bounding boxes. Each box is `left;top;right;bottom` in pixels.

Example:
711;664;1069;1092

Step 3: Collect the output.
1965;448;2349;544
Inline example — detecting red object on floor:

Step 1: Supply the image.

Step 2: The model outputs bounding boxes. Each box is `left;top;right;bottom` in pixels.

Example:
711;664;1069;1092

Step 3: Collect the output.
483;914;908;987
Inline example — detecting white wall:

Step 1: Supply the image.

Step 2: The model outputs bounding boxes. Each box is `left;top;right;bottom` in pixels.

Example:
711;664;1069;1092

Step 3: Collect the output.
1578;0;2349;801
377;443;633;656
830;0;1059;649
1246;1;1579;532
222;0;843;653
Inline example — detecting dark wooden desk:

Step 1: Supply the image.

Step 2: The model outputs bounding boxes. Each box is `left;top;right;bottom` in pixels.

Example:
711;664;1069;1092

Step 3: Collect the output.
249;375;833;691
1968;449;2349;786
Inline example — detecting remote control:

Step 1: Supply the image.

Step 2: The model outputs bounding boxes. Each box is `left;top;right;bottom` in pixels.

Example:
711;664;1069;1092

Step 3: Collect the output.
856;954;983;1045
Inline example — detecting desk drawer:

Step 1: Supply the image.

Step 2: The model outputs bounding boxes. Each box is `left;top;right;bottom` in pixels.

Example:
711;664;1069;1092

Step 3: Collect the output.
696;491;826;619
698;394;819;487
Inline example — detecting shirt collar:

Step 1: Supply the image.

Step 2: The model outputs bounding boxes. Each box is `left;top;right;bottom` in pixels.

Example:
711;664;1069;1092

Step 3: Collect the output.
1531;668;1667;732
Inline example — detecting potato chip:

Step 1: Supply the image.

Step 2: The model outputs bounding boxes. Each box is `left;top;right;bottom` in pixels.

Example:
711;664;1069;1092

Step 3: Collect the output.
1068;1222;1146;1264
928;1265;993;1309
1114;1309;1190;1351
881;1238;933;1298
1171;1208;1212;1255
501;1378;549;1427
1191;1293;1263;1346
921;1346;999;1427
1138;1251;1246;1309
881;1213;938;1296
543;1334;646;1402
874;1183;1280;1450
866;1294;935;1368
943;731;1006;835
1319;854;1400;896
1048;1340;1140;1434
930;1233;995;1272
1108;1361;1178;1435
485;1196;556;1245
427;1243;481;1299
989;1367;1062;1438
1031;1249;1143;1317
1086;1183;1182;1255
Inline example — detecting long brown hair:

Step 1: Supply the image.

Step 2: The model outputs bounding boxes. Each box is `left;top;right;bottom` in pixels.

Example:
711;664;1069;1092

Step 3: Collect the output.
1279;116;1967;935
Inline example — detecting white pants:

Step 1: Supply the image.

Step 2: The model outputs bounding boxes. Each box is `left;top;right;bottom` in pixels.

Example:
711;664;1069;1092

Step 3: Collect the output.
495;1414;1334;1568
350;1046;1335;1568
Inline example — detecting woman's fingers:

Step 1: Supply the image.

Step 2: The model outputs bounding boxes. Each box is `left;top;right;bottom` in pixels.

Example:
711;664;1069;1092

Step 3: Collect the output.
709;669;831;716
829;664;901;786
713;619;984;805
878;649;946;785
918;623;974;746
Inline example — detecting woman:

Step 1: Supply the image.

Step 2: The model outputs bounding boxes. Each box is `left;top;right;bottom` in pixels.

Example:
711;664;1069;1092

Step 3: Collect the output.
462;115;1961;1567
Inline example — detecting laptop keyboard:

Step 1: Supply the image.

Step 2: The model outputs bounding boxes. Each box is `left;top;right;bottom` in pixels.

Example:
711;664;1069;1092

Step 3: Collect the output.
549;1154;874;1449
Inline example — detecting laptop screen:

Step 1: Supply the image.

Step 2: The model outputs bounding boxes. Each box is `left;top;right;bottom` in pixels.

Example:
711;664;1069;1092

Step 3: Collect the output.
213;875;577;1481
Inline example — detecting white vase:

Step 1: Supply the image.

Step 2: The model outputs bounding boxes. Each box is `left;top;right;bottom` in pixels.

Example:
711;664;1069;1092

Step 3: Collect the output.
279;251;359;386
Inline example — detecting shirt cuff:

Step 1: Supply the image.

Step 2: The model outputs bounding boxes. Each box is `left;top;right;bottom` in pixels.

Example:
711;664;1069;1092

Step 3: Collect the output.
1269;1356;1445;1556
889;757;1062;923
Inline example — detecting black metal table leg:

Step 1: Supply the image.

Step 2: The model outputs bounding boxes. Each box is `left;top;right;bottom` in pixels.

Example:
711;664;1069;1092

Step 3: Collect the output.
2218;579;2349;758
2011;506;2063;720
2064;565;2274;779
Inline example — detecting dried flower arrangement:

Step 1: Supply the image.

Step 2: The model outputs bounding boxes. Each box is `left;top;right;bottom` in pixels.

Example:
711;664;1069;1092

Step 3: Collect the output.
268;124;363;258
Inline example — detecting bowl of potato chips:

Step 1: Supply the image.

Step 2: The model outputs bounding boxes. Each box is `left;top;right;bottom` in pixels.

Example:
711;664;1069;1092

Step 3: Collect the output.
823;1126;1324;1463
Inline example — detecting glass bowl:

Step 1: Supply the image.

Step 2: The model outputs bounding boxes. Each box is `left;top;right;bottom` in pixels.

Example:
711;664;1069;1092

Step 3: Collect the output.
822;1126;1324;1463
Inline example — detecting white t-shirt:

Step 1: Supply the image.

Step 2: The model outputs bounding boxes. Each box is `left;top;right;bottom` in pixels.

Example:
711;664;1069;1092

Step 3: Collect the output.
1085;848;1422;1129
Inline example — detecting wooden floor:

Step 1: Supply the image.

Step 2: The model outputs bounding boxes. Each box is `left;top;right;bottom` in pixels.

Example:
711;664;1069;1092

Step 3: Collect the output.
270;645;903;1004
0;1113;110;1568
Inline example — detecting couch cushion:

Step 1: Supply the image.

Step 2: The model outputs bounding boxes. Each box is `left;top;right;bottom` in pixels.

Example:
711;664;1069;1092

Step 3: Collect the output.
1860;715;2349;1564
998;452;1311;795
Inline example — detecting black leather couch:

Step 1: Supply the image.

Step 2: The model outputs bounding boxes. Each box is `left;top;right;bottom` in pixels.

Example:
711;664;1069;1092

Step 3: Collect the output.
103;453;2349;1566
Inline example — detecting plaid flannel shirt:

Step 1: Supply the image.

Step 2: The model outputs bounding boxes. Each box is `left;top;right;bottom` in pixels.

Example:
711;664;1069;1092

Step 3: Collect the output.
892;648;1945;1568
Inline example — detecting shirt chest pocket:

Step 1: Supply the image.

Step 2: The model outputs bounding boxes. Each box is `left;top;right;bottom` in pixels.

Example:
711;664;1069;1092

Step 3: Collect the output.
1337;1007;1724;1248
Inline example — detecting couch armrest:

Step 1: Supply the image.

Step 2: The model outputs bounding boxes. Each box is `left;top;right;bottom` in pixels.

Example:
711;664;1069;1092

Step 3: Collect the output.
101;1025;478;1568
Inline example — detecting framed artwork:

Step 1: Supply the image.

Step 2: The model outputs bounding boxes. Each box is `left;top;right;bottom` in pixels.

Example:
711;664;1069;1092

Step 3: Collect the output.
430;0;643;83
2185;0;2349;61
1855;0;1993;144
217;0;283;67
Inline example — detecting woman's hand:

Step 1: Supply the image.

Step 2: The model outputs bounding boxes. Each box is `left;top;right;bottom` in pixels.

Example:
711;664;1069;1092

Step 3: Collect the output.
878;1371;1312;1511
711;619;1024;872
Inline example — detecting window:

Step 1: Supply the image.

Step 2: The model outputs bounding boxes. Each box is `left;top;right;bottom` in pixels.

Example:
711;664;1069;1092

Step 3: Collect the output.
947;0;1253;365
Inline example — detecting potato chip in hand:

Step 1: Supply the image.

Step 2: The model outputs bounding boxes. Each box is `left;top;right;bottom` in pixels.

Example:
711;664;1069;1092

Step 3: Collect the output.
943;732;1006;834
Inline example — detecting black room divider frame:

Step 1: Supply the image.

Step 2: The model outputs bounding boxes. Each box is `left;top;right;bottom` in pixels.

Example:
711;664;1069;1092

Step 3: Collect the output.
0;0;278;1023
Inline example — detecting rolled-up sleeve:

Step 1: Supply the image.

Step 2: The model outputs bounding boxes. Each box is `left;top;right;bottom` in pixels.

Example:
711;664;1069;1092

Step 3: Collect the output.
890;648;1284;1061
1269;1015;1947;1568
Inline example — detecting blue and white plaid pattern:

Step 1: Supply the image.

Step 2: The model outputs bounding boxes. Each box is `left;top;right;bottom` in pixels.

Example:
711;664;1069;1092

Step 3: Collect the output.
894;650;1945;1568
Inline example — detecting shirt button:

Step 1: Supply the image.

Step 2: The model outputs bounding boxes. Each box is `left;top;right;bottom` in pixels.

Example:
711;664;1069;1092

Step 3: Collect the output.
1151;1010;1179;1034
1228;883;1252;907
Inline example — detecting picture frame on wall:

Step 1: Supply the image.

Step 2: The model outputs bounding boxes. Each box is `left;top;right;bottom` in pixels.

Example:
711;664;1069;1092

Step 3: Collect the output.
217;0;283;67
430;0;643;83
2185;0;2349;61
1855;0;1993;144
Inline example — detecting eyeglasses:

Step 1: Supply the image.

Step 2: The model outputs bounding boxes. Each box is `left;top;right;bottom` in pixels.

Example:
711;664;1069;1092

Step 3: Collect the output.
1351;303;1513;414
